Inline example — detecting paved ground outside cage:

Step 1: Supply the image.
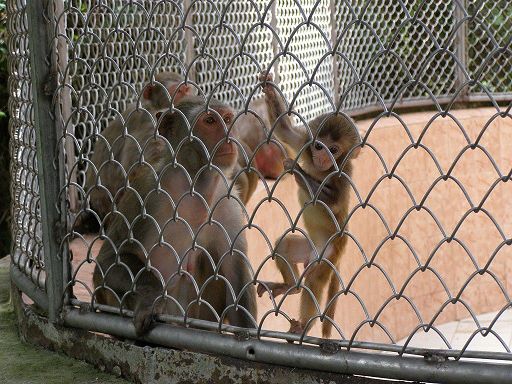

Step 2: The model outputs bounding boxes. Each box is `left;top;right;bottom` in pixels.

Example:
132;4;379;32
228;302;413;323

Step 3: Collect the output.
398;309;512;356
0;257;128;384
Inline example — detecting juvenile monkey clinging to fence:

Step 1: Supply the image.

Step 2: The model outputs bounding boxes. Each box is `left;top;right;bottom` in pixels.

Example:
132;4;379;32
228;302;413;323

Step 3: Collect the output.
83;71;195;228
256;72;361;338
93;95;257;336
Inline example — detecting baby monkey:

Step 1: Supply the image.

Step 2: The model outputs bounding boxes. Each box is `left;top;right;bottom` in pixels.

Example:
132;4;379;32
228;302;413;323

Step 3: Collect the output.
257;72;361;338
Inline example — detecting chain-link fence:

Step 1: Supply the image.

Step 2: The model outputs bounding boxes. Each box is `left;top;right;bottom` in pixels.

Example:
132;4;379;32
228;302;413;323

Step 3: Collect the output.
8;0;45;291
8;0;512;382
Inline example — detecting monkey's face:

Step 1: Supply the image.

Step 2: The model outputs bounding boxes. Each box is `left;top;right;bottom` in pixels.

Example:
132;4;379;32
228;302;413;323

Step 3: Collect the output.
194;108;237;168
311;137;342;172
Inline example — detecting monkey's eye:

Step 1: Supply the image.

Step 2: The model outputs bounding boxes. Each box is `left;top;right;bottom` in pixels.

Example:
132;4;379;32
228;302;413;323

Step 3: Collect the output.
314;142;323;151
329;147;338;154
223;115;232;124
205;116;216;125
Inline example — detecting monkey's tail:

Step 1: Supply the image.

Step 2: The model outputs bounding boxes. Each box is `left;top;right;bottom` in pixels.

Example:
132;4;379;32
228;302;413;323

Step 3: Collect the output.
322;269;340;338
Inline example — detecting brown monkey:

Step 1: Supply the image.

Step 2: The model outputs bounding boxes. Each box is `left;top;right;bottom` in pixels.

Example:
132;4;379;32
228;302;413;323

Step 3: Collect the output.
234;103;285;179
233;138;259;205
93;96;257;335
83;71;194;227
231;102;286;204
256;72;361;338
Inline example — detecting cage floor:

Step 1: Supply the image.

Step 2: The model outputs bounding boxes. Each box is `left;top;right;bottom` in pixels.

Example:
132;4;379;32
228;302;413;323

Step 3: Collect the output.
397;309;512;358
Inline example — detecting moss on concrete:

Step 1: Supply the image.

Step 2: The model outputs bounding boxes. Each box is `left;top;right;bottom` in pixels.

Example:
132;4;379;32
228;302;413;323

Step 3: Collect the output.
0;260;129;384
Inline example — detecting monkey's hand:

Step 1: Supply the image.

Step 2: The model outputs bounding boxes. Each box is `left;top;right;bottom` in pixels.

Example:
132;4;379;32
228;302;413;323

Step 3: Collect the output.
133;302;155;337
283;159;315;196
285;158;338;205
258;71;274;94
283;158;295;172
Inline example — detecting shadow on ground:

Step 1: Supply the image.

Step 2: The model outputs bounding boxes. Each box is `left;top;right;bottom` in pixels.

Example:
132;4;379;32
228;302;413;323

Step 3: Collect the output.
0;257;129;384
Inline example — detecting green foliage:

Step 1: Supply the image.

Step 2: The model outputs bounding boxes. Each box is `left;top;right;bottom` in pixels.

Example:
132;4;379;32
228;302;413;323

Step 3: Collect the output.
0;0;10;259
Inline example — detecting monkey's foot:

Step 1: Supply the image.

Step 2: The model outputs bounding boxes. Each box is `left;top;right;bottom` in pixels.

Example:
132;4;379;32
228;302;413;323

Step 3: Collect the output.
259;71;273;84
257;281;299;299
286;319;305;343
289;319;305;334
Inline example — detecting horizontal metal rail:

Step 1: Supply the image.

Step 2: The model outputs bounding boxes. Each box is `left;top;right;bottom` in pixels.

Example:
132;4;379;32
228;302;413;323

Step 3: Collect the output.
12;250;46;291
10;264;49;313
69;298;512;363
63;308;512;384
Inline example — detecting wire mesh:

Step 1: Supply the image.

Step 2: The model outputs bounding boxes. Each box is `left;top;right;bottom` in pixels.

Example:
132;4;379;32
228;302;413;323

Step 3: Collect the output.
7;0;46;289
8;0;512;374
467;0;511;96
64;0;187;190
190;1;274;108
335;0;459;111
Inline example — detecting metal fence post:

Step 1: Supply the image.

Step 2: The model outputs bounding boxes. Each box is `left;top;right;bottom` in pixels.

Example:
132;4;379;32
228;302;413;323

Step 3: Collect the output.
270;0;280;83
330;0;339;103
183;0;197;83
26;0;66;322
454;0;468;101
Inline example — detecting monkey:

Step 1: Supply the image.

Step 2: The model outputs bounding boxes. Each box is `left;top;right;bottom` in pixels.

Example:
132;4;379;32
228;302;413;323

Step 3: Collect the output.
92;95;257;336
233;138;259;205
256;72;361;338
254;141;284;179
230;102;287;204
234;102;285;180
82;71;195;229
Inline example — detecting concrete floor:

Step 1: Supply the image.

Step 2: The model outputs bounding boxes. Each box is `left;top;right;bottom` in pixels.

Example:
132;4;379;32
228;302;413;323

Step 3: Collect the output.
398;308;512;362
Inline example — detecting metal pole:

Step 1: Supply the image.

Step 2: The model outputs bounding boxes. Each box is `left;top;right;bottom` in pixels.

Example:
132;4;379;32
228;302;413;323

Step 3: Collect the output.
271;0;280;83
26;0;66;322
454;0;468;101
183;0;197;83
64;309;512;384
330;0;339;103
10;264;49;313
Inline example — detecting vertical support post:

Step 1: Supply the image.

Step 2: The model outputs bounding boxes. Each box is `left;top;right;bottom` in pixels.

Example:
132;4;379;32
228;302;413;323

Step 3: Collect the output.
271;0;280;83
454;0;468;101
183;0;197;83
26;0;66;322
56;1;77;218
330;0;340;104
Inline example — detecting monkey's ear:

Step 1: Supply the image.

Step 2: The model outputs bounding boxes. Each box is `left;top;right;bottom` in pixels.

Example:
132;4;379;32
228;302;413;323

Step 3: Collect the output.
143;85;154;100
177;83;190;94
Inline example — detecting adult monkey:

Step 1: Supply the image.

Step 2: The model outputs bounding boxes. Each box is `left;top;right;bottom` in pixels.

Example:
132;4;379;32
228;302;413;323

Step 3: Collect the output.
93;96;257;335
83;71;195;228
256;72;361;338
233;138;259;205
